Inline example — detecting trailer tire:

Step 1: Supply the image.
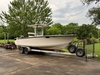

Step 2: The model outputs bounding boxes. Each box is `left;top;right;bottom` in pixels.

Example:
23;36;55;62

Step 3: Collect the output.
24;47;29;54
67;44;77;53
19;47;24;54
76;48;85;57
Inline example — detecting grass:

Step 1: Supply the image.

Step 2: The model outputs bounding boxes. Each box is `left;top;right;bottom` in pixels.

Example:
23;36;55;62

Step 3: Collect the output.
86;43;100;61
0;39;14;44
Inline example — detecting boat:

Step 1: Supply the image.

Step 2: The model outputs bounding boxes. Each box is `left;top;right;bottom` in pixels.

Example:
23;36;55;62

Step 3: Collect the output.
15;35;75;50
15;24;75;51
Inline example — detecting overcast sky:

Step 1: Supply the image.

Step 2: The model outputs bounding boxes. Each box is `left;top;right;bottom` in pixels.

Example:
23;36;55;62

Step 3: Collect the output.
0;0;96;25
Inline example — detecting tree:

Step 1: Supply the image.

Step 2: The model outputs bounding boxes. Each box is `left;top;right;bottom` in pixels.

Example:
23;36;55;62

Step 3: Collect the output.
98;29;100;37
0;0;52;37
0;25;8;39
68;22;78;26
0;26;4;39
47;26;61;35
87;7;100;25
47;23;68;35
81;0;100;5
76;24;98;39
66;23;78;34
52;23;64;34
61;25;67;35
81;0;100;25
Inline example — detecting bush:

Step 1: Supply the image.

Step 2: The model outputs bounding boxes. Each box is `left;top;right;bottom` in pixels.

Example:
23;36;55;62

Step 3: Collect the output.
99;38;100;43
86;38;93;44
71;37;78;43
94;39;99;43
86;37;99;44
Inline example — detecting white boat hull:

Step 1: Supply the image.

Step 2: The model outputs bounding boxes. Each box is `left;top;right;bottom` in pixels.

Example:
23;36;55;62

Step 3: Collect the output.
15;35;75;50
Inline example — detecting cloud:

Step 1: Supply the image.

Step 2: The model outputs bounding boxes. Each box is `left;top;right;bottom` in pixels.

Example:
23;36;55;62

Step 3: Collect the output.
0;0;95;25
48;0;67;12
48;0;95;25
0;0;13;13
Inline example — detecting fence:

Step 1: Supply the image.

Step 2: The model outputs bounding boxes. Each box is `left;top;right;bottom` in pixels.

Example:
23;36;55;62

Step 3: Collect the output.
77;39;100;61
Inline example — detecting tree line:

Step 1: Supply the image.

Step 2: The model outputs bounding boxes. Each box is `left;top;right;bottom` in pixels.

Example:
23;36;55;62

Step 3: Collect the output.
0;22;100;39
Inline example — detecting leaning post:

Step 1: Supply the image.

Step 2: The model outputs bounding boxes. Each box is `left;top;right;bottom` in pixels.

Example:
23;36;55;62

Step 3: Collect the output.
83;39;88;62
92;40;95;58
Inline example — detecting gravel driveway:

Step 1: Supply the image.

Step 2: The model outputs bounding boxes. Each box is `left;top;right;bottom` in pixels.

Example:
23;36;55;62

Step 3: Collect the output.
0;48;100;75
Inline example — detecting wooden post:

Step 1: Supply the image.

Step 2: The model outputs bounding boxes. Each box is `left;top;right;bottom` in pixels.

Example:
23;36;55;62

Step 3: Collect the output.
7;33;9;42
83;39;88;62
4;33;6;44
92;40;95;58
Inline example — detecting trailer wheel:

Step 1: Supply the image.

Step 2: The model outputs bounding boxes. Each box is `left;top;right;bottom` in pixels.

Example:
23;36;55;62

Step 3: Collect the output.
67;44;77;53
19;47;24;54
76;48;85;57
24;47;29;54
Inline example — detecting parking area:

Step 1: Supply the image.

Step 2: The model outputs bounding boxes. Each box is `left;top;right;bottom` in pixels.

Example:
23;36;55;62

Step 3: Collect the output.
0;48;100;75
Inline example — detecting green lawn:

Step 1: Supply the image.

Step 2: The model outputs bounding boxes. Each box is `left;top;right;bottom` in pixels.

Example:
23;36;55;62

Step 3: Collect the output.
0;39;14;44
86;43;100;61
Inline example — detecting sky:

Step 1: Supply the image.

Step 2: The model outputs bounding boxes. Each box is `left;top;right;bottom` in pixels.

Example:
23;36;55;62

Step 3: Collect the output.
0;0;98;26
